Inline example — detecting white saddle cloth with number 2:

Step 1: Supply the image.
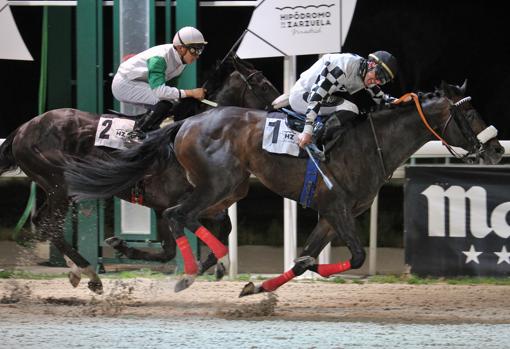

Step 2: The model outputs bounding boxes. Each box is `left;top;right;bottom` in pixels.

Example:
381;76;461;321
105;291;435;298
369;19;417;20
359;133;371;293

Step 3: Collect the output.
262;113;300;156
94;117;135;150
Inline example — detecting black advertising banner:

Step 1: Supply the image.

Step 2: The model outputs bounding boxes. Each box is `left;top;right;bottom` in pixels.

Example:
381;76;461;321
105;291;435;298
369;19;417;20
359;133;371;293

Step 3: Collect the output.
404;166;510;277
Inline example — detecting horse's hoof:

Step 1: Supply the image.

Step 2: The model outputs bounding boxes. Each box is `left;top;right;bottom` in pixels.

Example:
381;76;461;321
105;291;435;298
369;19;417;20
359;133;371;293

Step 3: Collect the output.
294;255;316;268
174;275;195;293
197;262;205;276
215;262;226;281
104;237;125;249
239;282;264;298
68;271;81;288
88;280;103;294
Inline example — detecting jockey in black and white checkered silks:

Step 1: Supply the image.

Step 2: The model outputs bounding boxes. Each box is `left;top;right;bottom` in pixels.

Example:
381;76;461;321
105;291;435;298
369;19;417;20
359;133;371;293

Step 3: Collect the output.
289;50;398;149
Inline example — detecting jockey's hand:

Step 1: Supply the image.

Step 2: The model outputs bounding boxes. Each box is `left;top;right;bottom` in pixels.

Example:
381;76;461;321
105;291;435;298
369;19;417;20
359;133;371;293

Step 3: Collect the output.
188;88;207;100
298;132;313;149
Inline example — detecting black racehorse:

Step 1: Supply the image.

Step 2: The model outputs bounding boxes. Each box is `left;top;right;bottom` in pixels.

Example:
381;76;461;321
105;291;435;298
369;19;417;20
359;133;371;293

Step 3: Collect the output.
65;81;504;295
0;54;280;294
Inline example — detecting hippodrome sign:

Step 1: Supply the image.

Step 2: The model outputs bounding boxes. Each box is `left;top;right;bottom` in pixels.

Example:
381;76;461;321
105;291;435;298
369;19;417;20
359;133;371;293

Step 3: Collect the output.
237;0;357;58
404;166;510;277
0;0;33;60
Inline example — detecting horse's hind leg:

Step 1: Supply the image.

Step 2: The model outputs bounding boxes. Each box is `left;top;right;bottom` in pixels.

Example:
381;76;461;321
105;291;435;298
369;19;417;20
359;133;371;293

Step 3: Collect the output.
105;211;177;263
162;180;246;291
196;210;231;280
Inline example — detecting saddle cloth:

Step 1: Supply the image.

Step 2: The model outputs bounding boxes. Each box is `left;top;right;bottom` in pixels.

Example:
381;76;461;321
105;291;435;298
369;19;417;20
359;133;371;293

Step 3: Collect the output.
94;116;135;150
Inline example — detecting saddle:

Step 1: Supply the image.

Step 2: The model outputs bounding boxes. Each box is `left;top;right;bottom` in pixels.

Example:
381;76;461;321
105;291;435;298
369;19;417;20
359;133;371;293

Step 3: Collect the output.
274;108;348;161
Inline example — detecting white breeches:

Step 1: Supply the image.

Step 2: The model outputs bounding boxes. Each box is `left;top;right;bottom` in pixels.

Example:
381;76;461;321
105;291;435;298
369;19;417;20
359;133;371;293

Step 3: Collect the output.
111;74;159;107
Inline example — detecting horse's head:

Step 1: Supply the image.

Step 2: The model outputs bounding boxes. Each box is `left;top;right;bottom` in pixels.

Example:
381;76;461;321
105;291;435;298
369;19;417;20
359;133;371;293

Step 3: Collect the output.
438;80;504;164
213;54;280;110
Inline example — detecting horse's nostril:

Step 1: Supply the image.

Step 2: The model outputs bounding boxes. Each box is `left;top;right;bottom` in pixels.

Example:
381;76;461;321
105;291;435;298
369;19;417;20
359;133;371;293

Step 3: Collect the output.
496;146;505;154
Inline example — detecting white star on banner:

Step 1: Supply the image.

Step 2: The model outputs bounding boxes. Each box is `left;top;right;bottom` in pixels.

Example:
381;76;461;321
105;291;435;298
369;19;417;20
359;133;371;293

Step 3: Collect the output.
462;245;482;264
494;246;510;265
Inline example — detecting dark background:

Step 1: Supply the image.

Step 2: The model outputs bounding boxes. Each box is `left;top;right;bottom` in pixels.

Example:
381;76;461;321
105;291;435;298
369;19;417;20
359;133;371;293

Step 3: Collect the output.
0;0;507;246
1;0;509;138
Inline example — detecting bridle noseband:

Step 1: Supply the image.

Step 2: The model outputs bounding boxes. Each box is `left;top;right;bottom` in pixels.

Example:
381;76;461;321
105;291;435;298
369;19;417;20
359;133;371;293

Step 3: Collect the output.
441;96;498;162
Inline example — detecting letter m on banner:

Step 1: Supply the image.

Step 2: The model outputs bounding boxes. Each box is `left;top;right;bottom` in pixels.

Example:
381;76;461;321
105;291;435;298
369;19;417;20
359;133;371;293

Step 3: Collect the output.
404;166;510;277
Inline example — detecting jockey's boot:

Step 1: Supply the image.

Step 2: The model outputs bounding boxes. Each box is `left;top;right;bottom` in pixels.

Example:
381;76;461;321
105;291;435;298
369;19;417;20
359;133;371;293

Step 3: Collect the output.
126;101;173;146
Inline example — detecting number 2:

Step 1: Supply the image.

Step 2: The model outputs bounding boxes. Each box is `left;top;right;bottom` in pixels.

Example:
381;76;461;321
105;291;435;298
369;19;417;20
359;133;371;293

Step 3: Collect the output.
99;119;113;139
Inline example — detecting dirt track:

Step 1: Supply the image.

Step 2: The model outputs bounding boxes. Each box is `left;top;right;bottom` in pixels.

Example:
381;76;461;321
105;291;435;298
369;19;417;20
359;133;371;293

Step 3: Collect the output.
1;277;509;324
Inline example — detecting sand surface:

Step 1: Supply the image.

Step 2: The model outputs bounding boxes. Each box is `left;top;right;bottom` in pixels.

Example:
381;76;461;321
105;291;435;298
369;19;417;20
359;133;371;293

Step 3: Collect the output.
1;277;509;324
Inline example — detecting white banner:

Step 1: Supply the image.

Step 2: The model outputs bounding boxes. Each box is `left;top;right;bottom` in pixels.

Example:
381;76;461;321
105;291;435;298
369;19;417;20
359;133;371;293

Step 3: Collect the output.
0;0;33;61
237;0;357;58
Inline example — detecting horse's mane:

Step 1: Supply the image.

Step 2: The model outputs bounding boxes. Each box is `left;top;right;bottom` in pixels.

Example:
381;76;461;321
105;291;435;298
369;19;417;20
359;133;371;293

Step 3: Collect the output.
202;54;255;96
172;54;254;120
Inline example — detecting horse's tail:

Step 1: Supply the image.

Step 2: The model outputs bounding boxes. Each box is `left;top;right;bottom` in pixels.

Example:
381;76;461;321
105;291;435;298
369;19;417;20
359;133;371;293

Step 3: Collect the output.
0;129;19;175
65;120;184;201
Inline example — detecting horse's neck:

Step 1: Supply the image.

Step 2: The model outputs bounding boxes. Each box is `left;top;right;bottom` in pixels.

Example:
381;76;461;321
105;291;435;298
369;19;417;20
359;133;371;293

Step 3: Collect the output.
213;85;241;107
367;99;448;174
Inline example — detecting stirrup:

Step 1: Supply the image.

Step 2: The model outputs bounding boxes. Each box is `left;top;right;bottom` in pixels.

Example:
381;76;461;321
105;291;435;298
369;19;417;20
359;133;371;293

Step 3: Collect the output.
124;130;146;147
308;143;326;162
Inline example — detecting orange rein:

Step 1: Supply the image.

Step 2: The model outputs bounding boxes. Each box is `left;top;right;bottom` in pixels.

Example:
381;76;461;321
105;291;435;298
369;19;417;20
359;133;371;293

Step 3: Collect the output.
392;92;450;146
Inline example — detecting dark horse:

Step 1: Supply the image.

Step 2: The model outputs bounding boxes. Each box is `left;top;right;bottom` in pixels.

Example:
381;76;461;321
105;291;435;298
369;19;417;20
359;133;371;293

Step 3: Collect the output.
65;81;504;295
0;54;280;293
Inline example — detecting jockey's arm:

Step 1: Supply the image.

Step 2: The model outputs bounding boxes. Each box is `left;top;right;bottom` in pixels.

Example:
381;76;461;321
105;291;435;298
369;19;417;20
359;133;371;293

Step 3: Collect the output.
303;62;344;135
147;56;205;101
367;85;396;104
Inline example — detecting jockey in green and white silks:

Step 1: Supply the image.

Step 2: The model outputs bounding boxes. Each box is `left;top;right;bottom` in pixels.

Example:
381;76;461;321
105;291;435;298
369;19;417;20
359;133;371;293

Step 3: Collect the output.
290;51;398;149
111;26;208;142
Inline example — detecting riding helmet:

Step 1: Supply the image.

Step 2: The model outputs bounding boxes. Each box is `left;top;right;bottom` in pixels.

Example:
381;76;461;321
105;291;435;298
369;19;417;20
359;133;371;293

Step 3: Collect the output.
368;50;398;84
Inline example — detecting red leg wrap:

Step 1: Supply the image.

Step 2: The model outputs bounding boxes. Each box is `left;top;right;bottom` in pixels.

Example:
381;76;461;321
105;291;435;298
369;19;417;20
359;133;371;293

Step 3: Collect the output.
261;270;295;292
176;236;198;275
317;260;351;277
195;226;228;259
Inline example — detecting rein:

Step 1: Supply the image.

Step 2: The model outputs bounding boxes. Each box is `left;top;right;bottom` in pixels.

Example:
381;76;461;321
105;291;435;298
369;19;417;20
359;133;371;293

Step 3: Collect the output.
369;91;497;179
392;92;494;161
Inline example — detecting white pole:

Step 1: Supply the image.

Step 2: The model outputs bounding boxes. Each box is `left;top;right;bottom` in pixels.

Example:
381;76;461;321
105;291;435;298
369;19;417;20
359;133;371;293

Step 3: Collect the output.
228;203;238;279
368;193;379;275
283;55;297;272
283;199;297;271
318;242;331;264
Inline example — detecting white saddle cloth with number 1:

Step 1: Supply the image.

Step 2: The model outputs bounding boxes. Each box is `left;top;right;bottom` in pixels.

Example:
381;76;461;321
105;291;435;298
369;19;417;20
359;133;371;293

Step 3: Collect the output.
94;116;135;150
262;112;300;156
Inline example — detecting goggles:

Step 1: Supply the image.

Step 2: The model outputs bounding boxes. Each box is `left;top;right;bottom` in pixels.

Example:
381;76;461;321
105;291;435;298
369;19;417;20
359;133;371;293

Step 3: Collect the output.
185;44;204;56
373;64;392;85
177;31;205;56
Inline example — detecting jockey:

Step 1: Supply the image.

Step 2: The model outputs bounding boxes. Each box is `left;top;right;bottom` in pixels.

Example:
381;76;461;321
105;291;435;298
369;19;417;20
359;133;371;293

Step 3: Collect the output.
290;51;398;149
111;26;208;143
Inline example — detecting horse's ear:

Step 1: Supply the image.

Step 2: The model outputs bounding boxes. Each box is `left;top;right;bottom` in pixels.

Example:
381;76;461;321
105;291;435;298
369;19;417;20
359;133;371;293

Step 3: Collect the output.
459;79;468;95
440;80;457;97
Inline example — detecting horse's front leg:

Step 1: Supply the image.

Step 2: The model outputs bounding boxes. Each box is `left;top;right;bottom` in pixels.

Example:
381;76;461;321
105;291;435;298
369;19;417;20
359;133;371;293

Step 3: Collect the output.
309;209;366;276
46;200;103;294
239;218;333;297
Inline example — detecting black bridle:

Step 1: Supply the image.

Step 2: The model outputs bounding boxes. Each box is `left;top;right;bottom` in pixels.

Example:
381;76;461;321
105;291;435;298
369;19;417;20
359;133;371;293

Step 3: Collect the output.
441;96;496;162
235;68;273;110
201;30;274;110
